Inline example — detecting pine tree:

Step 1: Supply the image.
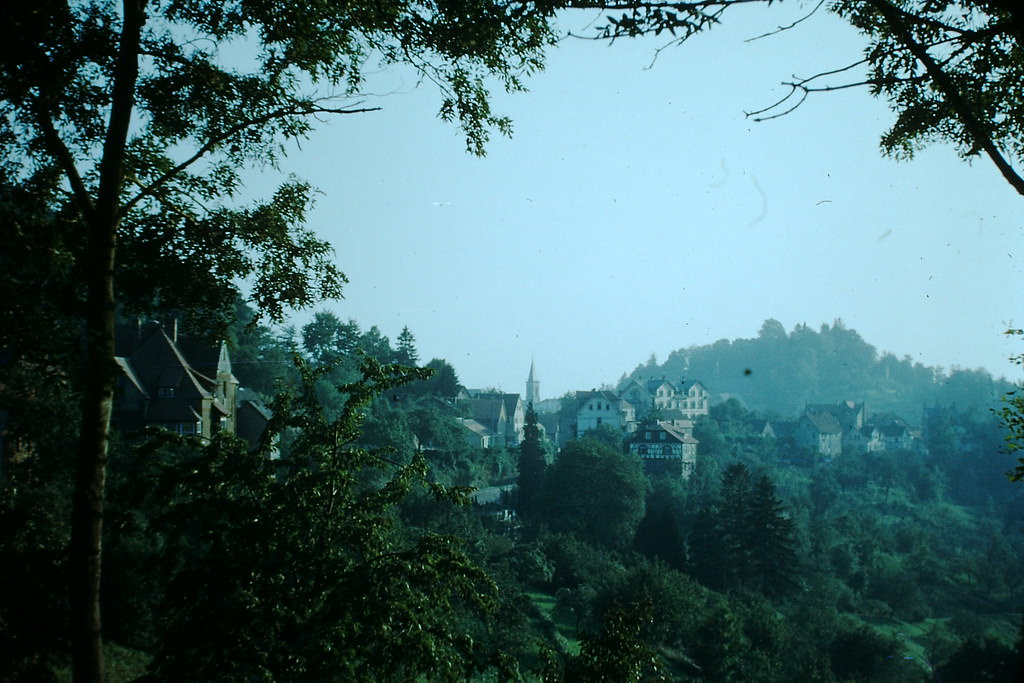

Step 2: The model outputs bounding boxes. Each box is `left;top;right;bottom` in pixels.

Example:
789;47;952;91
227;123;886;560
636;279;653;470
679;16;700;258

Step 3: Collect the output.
517;403;547;525
744;474;800;595
395;326;419;367
687;507;727;591
718;463;754;588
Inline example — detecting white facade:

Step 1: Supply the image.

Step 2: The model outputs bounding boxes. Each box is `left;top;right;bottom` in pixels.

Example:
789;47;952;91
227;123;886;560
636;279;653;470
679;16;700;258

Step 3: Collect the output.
575;391;636;435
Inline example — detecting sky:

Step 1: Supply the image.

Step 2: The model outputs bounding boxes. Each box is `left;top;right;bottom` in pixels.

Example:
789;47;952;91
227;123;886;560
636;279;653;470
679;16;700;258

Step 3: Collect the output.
258;4;1024;400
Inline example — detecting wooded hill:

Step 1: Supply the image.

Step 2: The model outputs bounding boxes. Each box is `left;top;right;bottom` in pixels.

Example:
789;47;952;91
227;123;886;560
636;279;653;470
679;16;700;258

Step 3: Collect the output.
625;319;1014;422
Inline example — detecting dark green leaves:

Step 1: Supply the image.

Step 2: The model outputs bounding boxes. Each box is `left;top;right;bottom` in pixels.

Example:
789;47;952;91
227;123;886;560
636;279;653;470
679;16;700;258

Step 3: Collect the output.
140;357;497;680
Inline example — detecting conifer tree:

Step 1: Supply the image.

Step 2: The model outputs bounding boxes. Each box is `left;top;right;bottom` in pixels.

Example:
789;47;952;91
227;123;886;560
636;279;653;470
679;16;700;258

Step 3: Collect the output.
517;403;547;525
395;326;420;367
744;474;800;595
718;463;754;588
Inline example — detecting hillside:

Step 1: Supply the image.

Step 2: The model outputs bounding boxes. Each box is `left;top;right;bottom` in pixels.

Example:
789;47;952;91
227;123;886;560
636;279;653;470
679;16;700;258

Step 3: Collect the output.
626;319;1014;422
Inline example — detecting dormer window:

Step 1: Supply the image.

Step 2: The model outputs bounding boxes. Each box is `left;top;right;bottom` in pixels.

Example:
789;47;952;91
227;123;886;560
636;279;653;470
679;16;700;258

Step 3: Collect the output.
158;387;176;398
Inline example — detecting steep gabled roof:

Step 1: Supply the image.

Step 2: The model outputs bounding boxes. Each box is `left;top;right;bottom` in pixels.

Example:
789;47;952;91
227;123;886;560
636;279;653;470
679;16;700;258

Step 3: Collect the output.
645;378;676;393
678;379;706;392
576;390;625;405
114;356;147;397
803;411;843;434
501;393;522;417
470;394;507;425
123;327;212;399
806;401;864;430
617;378;645;393
659;421;699;444
659;408;690;423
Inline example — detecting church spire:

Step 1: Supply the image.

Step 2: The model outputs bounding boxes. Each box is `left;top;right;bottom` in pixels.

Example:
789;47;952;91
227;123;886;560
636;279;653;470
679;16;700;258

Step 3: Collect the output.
526;359;540;407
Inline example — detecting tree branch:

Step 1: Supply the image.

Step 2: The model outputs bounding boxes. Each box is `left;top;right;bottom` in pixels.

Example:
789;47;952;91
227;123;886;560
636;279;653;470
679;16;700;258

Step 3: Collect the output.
120;102;381;216
35;109;95;218
745;0;825;43
867;0;1024;197
744;58;871;121
96;0;146;225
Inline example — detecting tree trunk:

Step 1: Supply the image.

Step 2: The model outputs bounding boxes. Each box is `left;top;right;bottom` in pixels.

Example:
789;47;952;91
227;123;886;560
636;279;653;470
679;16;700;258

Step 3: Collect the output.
68;1;145;680
70;217;117;683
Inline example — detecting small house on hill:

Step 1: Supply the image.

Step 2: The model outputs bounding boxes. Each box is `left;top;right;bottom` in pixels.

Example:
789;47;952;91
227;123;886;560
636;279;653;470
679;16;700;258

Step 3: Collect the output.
457;390;525;448
795;411;844;458
617;377;710;420
576;390;636;436
628;420;699;478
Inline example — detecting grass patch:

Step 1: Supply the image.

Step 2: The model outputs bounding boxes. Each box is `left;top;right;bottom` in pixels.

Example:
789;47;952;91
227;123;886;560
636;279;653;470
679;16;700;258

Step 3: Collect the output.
528;591;581;656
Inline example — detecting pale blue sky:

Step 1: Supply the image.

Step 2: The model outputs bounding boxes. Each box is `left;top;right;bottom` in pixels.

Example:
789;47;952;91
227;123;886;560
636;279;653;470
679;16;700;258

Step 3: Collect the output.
263;4;1023;399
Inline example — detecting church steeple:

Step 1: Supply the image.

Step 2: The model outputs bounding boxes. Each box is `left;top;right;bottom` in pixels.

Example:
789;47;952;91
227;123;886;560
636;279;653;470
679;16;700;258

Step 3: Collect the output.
526;359;540;407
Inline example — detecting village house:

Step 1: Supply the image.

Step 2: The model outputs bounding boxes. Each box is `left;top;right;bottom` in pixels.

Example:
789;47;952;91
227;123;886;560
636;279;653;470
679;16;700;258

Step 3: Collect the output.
457;390;525;448
785;401;920;457
617;377;710;420
794;411;844;458
575;390;636;435
113;322;271;450
627;420;699;478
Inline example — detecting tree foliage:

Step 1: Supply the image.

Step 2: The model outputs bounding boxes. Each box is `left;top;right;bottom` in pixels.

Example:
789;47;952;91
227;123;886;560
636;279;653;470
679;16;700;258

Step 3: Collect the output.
689;465;800;595
1;0;561;672
637;318;1010;418
999;329;1024;481
518;403;548;524
130;358;505;681
542;437;646;551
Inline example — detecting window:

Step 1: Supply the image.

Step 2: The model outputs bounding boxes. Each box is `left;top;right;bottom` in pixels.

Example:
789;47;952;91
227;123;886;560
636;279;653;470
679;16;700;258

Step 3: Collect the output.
158;386;176;398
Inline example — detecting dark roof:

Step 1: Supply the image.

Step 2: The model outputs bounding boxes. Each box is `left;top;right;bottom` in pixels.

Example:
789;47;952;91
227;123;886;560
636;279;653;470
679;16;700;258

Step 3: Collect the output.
632;420;698;445
470;395;506;424
805;401;863;430
501;393;522;416
576;390;625;404
803;412;843;434
118;327;213;399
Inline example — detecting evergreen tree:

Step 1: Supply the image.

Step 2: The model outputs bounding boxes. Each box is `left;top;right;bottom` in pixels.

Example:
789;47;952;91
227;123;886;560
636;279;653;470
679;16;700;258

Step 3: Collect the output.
686;506;727;591
517;403;547;525
698;465;800;595
395;326;420;367
744;474;800;596
359;326;394;364
718;463;754;588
